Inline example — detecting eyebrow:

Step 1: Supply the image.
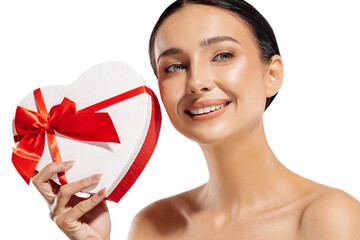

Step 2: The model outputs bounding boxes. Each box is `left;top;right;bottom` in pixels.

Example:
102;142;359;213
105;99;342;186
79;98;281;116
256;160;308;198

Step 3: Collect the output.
157;48;182;64
156;35;241;63
200;36;240;48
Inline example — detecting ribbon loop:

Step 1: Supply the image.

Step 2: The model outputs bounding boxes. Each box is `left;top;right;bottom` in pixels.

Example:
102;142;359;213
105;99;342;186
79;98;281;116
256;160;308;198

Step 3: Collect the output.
14;107;45;137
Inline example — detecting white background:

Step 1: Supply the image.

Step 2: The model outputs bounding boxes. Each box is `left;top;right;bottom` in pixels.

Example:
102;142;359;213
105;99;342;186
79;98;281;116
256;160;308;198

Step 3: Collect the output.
1;0;359;239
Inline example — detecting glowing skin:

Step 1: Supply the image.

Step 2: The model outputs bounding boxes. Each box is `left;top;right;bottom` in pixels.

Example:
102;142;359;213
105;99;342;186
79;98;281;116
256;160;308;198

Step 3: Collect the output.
155;6;276;145
153;4;287;216
153;0;285;208
129;4;360;240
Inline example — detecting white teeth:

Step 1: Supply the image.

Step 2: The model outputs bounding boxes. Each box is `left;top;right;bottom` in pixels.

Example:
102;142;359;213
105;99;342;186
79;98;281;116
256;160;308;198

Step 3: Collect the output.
189;103;227;115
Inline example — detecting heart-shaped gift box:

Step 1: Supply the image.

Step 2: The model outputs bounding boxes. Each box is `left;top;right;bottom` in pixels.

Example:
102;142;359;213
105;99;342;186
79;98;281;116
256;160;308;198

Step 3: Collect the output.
12;61;162;202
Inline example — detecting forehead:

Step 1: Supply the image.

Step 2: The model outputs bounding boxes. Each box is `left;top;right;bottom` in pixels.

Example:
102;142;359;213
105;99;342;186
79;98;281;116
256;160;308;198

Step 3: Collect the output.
154;4;259;59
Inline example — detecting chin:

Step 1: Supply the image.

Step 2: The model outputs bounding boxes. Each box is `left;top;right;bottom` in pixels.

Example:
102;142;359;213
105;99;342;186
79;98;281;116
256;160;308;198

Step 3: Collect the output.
176;123;233;145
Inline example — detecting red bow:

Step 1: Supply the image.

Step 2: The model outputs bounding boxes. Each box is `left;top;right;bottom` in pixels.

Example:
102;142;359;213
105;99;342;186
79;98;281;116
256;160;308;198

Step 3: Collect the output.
12;88;120;184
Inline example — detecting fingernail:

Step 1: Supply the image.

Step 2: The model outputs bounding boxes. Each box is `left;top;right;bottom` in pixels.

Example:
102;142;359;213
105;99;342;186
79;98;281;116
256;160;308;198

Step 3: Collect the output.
90;173;102;182
59;161;75;169
97;188;106;198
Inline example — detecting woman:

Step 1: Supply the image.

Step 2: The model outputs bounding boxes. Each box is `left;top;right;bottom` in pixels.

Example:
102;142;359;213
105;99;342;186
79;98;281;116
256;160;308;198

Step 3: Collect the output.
32;0;360;239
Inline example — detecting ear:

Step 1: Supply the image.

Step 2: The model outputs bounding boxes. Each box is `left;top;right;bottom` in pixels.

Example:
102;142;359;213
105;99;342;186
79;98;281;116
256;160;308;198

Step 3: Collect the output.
265;55;284;98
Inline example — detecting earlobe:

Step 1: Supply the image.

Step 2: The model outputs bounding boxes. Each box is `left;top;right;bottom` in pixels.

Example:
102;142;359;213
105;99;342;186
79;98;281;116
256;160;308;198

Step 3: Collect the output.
265;55;284;98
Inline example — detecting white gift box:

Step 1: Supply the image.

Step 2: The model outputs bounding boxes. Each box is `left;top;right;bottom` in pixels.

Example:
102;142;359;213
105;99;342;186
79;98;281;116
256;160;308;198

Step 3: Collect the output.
12;61;162;202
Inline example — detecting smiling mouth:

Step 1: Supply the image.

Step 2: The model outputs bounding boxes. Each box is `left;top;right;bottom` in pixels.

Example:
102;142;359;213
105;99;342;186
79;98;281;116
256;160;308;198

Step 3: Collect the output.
185;101;231;117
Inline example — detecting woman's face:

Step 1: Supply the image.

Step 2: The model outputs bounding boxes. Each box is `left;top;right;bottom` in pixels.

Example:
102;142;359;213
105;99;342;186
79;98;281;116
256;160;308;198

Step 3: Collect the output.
154;4;279;145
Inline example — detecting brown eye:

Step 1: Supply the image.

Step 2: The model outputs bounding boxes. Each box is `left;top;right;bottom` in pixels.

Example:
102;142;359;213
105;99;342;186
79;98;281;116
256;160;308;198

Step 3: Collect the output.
213;52;234;61
165;63;185;73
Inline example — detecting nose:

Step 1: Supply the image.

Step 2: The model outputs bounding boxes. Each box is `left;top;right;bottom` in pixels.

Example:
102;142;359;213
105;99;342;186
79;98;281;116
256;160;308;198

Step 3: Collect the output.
185;61;215;95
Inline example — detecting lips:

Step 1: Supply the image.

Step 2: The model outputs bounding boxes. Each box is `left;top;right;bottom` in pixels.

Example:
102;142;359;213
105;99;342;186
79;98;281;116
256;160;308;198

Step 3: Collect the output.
184;99;231;111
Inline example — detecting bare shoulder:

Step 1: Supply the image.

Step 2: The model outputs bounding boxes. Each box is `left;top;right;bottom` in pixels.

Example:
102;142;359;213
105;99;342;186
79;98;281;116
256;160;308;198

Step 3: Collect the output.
299;186;360;239
127;186;202;240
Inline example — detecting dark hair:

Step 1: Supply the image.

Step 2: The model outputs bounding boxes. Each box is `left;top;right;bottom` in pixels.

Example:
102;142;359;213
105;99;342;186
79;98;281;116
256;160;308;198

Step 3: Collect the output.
149;0;281;111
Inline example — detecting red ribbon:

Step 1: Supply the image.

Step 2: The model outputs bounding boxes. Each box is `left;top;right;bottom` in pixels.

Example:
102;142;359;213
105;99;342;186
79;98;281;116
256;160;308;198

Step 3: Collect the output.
12;86;151;185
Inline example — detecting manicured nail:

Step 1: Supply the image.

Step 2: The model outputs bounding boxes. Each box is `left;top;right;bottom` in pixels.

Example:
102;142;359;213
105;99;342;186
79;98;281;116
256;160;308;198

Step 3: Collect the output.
97;188;106;198
90;173;102;182
59;161;75;169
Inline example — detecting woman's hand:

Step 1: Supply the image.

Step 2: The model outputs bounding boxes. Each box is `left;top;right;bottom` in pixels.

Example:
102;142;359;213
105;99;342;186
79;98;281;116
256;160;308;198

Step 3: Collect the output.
32;161;111;240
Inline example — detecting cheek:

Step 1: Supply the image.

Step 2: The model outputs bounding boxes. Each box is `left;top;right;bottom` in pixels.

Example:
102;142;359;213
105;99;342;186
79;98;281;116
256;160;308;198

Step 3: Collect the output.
213;57;261;99
212;57;267;128
159;80;184;120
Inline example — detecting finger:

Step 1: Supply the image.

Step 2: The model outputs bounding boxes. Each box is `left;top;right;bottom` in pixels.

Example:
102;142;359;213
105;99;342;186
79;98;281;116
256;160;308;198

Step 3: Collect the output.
32;161;74;186
60;188;107;224
55;174;102;211
32;161;74;204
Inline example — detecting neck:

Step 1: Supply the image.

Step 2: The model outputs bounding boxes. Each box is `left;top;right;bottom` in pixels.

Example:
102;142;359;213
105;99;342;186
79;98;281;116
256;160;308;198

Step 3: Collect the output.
198;117;295;214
